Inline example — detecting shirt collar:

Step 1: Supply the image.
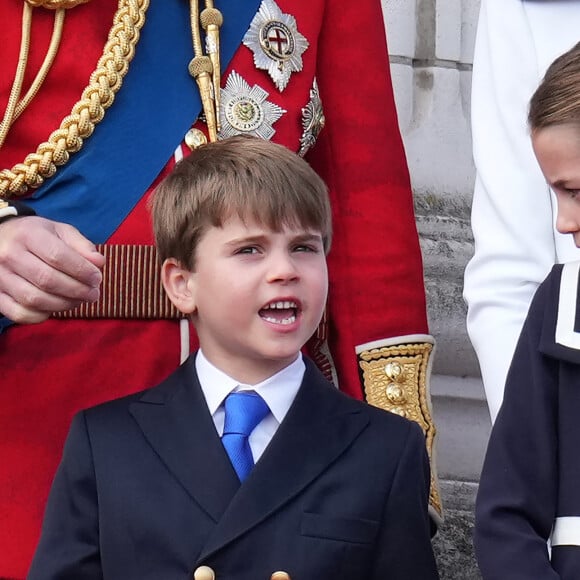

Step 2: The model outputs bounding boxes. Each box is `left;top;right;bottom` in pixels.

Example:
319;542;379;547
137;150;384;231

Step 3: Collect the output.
195;350;305;424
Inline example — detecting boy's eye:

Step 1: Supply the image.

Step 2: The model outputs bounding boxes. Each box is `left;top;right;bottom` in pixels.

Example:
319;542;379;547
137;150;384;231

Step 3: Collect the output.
236;246;259;255
293;244;319;253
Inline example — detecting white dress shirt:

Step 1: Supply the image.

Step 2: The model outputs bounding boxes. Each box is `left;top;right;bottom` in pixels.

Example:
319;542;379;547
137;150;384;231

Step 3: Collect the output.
195;350;305;462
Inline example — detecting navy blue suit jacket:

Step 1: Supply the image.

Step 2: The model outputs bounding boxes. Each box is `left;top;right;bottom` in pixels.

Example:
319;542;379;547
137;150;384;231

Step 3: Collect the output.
28;356;438;579
475;262;580;579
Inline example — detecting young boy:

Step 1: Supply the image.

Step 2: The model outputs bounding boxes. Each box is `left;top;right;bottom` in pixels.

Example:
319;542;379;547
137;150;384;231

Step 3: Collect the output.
27;136;439;580
474;42;580;579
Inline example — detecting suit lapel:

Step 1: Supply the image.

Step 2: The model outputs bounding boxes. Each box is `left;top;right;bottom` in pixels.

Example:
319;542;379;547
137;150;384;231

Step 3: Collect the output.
199;361;369;560
129;356;240;523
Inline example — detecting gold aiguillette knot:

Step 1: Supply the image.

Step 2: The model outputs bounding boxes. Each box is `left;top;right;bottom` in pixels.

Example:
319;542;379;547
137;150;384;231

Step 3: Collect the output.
188;56;218;142
200;7;223;132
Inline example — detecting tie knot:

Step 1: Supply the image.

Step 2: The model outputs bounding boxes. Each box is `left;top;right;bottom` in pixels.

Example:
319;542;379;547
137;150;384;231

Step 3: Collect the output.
223;391;269;437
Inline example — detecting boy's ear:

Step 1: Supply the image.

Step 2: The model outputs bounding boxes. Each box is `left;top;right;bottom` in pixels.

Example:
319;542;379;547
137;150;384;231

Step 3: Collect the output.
161;258;197;314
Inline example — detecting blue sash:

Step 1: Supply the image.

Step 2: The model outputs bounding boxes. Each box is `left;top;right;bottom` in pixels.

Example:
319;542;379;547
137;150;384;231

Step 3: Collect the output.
25;0;261;243
0;0;261;333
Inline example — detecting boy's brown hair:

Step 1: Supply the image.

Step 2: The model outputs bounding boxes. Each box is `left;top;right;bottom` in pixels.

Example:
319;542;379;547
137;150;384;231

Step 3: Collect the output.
529;41;580;131
151;135;332;269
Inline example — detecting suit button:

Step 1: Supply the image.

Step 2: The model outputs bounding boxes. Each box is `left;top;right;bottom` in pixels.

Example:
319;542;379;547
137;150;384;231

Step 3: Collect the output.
193;565;215;580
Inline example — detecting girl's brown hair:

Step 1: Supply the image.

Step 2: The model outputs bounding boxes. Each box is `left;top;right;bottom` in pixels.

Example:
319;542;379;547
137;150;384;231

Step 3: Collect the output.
529;41;580;131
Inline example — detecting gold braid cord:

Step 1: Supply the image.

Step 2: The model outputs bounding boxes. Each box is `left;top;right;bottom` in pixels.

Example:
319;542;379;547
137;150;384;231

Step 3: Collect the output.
0;0;150;198
188;0;222;143
357;337;443;524
0;3;70;149
26;0;91;8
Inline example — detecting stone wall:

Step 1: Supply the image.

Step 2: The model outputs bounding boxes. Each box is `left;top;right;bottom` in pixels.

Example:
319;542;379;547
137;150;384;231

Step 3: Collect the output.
381;0;489;577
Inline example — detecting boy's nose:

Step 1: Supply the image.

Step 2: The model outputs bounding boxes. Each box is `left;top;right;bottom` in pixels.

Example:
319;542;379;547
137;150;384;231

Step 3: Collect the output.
266;253;299;283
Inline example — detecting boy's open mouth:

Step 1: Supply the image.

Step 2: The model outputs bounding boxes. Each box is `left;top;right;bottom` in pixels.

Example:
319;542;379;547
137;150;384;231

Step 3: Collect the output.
259;300;299;325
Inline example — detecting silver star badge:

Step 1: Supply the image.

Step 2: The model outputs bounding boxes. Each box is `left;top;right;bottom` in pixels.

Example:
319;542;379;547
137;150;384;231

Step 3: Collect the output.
299;78;325;157
219;71;286;140
243;0;309;92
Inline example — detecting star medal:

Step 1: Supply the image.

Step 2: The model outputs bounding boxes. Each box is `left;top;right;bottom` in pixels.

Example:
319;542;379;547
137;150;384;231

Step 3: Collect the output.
299;79;325;157
219;71;286;140
243;0;309;92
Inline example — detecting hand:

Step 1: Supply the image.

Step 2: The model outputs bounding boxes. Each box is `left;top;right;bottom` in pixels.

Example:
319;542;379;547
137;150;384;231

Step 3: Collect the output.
0;216;105;324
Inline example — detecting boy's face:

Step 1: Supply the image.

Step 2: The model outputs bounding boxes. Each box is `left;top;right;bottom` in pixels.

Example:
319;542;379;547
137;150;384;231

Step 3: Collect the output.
532;123;580;246
165;215;328;384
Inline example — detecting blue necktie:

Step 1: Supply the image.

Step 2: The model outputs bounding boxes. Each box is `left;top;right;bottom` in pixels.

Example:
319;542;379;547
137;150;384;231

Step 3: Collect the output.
222;391;269;482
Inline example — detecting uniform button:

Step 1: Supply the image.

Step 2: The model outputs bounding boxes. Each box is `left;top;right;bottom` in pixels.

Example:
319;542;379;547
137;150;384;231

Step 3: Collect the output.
185;128;208;150
193;565;215;580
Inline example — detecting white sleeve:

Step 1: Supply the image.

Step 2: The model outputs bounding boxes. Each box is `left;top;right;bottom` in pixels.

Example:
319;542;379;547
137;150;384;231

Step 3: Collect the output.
464;0;580;422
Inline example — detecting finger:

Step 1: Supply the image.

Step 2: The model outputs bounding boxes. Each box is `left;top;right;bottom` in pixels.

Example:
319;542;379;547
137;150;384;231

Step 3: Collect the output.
0;269;92;316
0;254;101;304
55;223;106;269
22;228;103;289
0;291;50;324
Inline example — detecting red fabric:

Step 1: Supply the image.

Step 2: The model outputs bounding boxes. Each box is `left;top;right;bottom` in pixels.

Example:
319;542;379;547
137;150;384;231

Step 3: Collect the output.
0;1;427;576
310;1;428;395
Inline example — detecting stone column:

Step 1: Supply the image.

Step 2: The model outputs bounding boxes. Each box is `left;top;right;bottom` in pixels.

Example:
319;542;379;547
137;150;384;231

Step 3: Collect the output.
382;1;487;576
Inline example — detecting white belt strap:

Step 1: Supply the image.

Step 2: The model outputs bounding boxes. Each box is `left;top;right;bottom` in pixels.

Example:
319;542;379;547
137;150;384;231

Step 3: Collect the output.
555;261;580;349
551;517;580;546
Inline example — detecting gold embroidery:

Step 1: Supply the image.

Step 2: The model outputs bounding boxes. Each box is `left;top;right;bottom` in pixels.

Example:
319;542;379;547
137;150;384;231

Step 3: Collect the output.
26;0;91;8
358;339;443;522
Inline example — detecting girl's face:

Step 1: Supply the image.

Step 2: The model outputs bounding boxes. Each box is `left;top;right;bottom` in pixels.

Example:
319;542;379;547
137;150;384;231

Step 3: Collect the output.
532;123;580;247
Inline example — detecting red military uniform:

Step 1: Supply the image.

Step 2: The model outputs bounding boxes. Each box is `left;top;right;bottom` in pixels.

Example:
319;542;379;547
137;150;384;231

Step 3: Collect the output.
0;0;436;576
